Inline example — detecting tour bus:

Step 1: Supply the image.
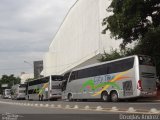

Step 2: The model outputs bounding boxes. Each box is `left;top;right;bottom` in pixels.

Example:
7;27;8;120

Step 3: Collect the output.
2;89;11;99
62;55;157;102
11;84;26;100
27;75;63;101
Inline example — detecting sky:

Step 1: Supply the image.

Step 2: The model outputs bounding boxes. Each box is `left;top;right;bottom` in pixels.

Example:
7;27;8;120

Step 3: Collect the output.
0;0;76;77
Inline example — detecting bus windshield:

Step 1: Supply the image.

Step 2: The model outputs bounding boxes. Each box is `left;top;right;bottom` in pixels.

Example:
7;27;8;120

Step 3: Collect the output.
19;90;25;93
138;55;155;66
5;89;11;95
6;89;11;92
19;84;26;88
51;76;63;81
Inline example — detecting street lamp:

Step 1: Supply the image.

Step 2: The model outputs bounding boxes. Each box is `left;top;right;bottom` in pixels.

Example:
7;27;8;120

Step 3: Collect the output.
23;60;34;83
24;61;33;66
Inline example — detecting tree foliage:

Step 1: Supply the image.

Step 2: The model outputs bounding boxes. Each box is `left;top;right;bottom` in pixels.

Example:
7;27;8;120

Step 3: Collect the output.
99;48;135;62
25;78;35;82
99;49;123;62
0;75;21;94
102;0;160;48
102;0;160;77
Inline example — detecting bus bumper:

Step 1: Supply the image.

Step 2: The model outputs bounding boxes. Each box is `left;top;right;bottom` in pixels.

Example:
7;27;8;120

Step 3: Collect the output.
17;95;26;100
49;95;62;100
140;91;157;97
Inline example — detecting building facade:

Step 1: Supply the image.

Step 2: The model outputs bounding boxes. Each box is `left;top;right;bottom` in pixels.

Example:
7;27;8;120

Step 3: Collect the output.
34;60;43;78
42;0;121;76
20;72;34;84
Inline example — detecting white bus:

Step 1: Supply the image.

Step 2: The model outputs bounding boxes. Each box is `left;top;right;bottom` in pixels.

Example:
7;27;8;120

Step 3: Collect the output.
2;89;11;99
11;84;26;100
27;75;63;101
62;55;157;102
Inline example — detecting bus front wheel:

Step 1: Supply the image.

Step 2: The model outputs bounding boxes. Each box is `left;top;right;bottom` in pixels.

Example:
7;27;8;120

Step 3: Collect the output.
68;93;72;102
110;91;119;102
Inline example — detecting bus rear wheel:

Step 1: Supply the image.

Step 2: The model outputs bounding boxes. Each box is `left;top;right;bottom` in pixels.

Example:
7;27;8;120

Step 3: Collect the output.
101;92;109;102
110;91;119;102
68;93;72;102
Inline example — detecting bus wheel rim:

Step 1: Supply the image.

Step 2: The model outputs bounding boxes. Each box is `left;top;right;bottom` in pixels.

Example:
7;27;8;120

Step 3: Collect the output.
112;94;117;101
102;95;107;101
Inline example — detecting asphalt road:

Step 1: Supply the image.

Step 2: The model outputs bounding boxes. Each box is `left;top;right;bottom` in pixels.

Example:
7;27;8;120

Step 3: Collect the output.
0;100;120;120
0;98;159;120
2;98;160;110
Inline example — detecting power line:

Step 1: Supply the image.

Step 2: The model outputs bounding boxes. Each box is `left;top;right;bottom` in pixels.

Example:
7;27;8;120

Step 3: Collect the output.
0;67;32;71
0;50;100;73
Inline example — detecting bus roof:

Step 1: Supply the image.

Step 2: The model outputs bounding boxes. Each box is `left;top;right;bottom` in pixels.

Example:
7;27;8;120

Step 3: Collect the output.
27;75;63;83
72;55;138;72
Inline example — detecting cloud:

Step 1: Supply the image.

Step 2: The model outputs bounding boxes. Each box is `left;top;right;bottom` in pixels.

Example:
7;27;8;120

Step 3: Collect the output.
0;0;77;76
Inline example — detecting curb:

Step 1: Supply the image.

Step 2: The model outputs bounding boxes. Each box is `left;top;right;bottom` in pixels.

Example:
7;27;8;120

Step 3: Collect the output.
0;101;159;114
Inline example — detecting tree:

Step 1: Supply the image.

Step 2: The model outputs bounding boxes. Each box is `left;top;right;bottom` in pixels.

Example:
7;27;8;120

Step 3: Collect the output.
25;78;34;83
102;0;160;76
99;47;136;62
0;74;21;94
102;0;160;48
99;49;123;62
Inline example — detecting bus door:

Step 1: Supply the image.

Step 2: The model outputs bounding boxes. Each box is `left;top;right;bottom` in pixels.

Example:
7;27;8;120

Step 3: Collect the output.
44;87;48;100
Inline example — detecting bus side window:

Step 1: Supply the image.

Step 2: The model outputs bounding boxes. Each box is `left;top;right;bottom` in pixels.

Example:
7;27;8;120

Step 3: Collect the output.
108;58;134;74
64;72;71;82
69;71;77;82
62;80;67;91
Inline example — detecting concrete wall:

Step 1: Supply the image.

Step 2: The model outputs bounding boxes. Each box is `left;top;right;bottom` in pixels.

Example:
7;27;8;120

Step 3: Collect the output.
20;73;34;84
42;0;121;76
